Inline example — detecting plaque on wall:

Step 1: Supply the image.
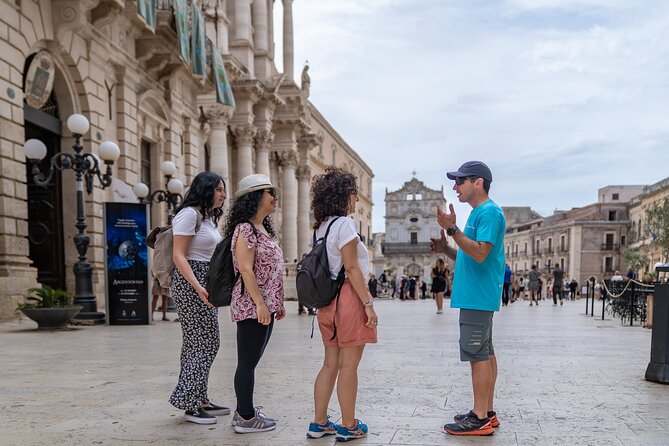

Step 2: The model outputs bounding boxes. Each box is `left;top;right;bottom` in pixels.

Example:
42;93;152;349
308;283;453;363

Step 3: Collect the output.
24;50;55;109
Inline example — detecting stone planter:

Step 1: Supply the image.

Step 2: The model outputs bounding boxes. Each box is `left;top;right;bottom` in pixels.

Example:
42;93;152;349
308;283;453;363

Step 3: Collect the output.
20;306;83;330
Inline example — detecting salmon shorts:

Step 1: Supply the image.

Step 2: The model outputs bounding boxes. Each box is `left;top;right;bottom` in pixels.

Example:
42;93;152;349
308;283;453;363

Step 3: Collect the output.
317;280;378;347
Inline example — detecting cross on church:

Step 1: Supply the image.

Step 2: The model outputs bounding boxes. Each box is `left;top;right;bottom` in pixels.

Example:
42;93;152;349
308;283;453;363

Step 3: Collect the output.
412;170;417;177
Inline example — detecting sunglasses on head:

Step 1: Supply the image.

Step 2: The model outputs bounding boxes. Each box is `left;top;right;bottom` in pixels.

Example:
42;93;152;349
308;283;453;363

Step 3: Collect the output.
455;176;478;186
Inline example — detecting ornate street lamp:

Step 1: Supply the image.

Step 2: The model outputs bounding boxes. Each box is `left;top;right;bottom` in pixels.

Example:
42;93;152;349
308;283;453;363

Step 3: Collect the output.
132;161;185;224
24;114;120;323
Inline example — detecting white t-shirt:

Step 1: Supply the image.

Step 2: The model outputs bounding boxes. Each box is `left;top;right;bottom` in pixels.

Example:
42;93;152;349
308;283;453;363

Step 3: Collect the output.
315;216;369;280
172;207;222;261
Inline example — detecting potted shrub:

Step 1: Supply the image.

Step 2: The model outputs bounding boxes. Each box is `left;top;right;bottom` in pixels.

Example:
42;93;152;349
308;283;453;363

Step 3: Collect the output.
17;285;82;329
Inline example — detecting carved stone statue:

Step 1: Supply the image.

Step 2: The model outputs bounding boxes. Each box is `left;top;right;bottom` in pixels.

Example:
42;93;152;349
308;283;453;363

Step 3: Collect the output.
301;62;310;97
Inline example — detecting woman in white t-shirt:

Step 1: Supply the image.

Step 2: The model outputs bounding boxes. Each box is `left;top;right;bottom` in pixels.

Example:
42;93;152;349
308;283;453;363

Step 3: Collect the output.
306;167;378;442
168;172;229;425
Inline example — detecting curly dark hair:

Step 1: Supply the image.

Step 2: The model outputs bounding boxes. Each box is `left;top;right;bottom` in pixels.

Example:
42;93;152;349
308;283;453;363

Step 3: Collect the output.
311;166;359;229
223;189;276;238
174;171;225;226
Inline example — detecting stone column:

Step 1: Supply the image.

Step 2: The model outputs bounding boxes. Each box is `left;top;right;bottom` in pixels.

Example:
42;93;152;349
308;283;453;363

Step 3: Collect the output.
205;106;233;189
282;0;294;81
234;0;251;41
296;166;312;257
234;125;256;180
280;151;298;261
255;131;273;178
252;0;269;52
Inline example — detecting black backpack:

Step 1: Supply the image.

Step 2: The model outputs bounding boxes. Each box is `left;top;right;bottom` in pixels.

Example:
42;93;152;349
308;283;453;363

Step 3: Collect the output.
206;222;257;307
296;217;345;309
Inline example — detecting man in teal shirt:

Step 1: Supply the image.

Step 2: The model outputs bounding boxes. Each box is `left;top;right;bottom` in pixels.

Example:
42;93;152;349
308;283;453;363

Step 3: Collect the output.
430;161;506;436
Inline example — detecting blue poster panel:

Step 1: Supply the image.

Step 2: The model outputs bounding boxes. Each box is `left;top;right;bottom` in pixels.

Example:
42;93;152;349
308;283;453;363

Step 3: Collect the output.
104;203;150;325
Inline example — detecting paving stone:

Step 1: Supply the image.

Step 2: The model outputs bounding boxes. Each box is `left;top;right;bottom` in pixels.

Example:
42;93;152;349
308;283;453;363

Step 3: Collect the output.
1;298;667;445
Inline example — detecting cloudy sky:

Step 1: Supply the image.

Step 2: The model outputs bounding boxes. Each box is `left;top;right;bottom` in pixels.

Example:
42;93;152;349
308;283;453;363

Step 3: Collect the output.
278;0;669;231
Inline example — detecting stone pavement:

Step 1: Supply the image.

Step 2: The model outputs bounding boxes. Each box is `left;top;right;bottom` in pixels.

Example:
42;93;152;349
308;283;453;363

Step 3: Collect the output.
1;297;668;446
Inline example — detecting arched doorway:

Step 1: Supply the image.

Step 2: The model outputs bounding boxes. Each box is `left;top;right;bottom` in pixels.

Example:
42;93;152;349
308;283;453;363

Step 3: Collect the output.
23;55;66;290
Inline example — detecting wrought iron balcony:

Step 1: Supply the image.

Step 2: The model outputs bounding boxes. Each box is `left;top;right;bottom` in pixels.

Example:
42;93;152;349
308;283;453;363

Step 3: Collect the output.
601;243;619;251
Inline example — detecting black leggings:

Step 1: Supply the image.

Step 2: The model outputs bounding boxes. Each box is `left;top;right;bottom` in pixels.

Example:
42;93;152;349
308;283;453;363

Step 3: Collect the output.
234;315;275;418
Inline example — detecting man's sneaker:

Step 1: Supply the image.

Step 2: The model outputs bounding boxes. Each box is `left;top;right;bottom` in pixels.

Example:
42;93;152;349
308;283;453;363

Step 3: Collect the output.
201;402;231;416
454;410;500;428
184;407;217;425
233;408;276;433
307;415;339;438
335;419;368;442
444;413;493;436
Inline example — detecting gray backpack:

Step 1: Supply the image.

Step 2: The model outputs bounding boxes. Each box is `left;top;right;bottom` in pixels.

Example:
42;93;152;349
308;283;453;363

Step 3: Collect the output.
146;208;202;288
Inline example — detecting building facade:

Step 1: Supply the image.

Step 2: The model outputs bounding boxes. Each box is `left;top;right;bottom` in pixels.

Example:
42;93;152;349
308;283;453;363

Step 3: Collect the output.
628;177;669;276
503;185;644;285
381;176;447;282
0;0;372;319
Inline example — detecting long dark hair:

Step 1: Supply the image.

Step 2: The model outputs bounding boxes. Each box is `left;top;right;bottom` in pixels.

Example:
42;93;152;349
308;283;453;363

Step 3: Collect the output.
223;189;275;238
174;171;225;226
311;166;358;229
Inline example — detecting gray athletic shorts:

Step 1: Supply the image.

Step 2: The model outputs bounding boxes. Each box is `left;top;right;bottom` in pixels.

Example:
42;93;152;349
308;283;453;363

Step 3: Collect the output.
459;309;495;362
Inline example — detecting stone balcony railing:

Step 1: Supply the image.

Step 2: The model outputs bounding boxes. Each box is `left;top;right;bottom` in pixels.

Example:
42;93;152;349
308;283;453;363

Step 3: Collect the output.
382;242;432;254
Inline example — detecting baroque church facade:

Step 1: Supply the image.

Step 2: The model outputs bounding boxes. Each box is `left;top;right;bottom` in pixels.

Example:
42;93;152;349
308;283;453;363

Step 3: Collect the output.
0;0;373;319
380;176;447;282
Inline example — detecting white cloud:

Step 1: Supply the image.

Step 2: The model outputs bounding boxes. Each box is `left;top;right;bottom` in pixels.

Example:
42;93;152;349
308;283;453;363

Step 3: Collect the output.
290;0;669;231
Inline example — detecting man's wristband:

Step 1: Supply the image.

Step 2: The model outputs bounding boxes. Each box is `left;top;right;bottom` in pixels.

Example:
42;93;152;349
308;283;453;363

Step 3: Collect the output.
446;225;459;237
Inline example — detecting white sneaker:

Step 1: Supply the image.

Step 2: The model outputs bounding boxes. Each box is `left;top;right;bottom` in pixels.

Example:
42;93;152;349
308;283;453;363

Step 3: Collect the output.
436;310;443;314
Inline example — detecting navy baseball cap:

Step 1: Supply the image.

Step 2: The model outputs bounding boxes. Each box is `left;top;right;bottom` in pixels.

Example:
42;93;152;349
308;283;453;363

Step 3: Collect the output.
446;161;493;182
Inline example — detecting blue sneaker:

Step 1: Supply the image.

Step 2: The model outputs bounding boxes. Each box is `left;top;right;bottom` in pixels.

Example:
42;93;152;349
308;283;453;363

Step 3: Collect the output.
335;419;368;442
306;415;338;438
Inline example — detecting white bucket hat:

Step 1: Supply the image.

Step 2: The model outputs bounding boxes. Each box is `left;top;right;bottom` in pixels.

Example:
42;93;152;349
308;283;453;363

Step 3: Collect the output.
234;174;279;198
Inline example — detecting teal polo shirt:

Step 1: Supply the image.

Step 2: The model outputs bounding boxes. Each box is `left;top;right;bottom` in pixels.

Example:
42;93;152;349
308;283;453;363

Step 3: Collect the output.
450;199;506;312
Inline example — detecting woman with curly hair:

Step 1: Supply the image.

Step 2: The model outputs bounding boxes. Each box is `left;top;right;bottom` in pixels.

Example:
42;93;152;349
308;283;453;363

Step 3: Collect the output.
168;171;229;425
225;174;285;434
306;167;378;442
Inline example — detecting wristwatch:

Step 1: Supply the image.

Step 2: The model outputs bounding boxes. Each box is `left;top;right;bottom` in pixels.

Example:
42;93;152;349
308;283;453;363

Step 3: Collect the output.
446;224;459;237
363;298;374;307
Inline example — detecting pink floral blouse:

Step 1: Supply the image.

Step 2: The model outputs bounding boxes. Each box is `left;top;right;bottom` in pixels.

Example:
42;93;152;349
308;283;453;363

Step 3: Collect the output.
230;222;285;322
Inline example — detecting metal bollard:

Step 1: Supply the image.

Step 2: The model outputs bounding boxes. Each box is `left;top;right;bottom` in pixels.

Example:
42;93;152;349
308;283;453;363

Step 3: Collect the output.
585;281;590;315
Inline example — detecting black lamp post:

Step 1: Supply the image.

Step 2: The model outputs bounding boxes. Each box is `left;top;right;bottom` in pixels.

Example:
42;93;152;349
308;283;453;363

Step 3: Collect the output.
132;161;185;224
24;114;120;323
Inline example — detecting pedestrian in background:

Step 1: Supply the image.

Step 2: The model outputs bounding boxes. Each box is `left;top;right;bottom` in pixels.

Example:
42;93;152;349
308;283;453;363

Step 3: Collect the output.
226;174;285;434
528;265;540;306
552;263;564;306
307;167;378;442
502;264;512;306
431;258;448;314
151;271;170;321
168;172;229;425
430;161;506;436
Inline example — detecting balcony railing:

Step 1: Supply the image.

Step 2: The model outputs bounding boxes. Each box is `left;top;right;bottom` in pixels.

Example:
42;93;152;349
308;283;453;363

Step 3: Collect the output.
544;248;554;254
382;242;432;254
601;243;619;251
